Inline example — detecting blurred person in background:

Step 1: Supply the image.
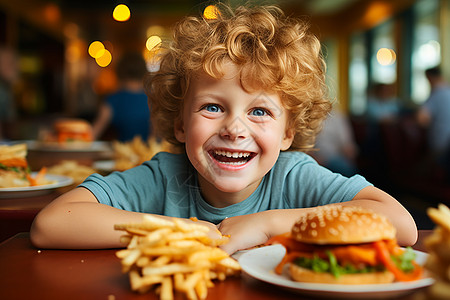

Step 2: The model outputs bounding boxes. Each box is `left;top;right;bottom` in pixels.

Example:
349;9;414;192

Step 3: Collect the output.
366;83;400;123
313;107;358;177
362;83;401;174
92;52;151;142
0;46;19;140
417;66;450;180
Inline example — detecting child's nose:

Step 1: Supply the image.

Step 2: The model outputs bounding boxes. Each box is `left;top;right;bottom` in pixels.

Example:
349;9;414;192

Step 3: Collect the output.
219;116;248;141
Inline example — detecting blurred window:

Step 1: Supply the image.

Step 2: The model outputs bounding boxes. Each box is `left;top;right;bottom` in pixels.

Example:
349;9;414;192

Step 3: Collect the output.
349;32;368;115
371;20;396;84
411;0;440;104
322;39;339;103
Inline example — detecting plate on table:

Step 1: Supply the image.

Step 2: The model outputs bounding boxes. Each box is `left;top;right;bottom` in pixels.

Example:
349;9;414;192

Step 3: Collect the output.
0;174;74;198
238;244;434;299
27;140;111;153
92;160;116;173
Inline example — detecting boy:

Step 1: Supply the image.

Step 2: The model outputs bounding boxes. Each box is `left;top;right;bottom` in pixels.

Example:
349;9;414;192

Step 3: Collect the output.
31;4;417;253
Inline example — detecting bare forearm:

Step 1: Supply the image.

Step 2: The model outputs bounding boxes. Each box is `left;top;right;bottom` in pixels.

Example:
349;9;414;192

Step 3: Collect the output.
30;188;220;249
31;200;145;249
30;187;175;249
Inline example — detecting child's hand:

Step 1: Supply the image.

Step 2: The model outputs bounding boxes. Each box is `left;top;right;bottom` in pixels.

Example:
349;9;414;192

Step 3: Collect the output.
217;214;269;254
191;218;224;240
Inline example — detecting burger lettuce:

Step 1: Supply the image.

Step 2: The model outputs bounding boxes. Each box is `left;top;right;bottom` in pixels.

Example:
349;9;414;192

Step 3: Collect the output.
293;247;417;279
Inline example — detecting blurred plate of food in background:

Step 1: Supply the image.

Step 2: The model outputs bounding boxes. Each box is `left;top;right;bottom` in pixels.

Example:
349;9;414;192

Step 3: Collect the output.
27;140;111;153
0;173;73;198
46;160;97;184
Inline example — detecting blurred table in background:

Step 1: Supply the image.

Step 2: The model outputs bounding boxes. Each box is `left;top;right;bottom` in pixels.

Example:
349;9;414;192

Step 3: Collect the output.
26;140;113;170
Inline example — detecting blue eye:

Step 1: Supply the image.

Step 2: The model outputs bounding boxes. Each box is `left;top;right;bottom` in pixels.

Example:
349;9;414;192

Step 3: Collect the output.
251;108;268;117
204;104;221;113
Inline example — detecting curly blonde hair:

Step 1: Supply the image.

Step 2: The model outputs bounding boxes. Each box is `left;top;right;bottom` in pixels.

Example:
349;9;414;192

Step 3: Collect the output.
146;4;331;152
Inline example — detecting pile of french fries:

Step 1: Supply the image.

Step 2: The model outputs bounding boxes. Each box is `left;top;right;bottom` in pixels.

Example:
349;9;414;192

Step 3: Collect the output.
114;215;240;300
423;204;450;299
112;136;171;171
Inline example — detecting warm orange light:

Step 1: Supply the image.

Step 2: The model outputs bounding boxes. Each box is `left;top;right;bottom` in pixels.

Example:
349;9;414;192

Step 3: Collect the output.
63;23;80;39
66;39;86;63
362;2;392;27
203;5;220;20
95;49;112;67
88;41;105;58
93;68;118;95
43;4;61;24
113;4;131;22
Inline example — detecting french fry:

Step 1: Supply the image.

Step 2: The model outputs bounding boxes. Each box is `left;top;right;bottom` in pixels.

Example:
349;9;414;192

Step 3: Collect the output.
115;216;240;300
160;277;173;300
194;272;208;299
424;204;450;299
427;204;450;232
174;272;185;291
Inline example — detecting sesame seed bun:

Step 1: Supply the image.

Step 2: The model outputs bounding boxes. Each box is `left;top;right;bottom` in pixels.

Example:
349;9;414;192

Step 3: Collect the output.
291;205;396;244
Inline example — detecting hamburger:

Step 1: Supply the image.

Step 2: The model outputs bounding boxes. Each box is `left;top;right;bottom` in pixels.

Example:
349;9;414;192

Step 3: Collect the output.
0;143;29;187
0;143;50;187
53;118;93;147
267;205;422;284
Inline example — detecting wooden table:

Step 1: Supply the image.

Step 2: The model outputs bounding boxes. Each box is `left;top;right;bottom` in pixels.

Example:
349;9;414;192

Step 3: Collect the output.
0;231;434;300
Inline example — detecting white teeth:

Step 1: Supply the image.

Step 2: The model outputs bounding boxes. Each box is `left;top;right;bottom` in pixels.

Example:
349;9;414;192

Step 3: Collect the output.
214;150;250;158
221;161;246;166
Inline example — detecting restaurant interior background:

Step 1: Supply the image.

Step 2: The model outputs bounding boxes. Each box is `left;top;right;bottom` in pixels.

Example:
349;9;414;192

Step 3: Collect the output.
1;0;450;229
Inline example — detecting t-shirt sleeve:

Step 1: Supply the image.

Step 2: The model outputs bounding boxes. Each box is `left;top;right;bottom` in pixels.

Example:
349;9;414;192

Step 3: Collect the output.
79;154;166;213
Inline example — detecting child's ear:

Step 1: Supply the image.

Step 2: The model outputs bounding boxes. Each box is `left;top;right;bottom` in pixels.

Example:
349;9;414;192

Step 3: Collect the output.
280;127;294;151
174;119;186;143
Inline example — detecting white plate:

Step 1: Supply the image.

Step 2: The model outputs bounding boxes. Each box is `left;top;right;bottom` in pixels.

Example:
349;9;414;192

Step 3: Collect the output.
238;244;434;299
92;160;115;172
27;140;111;153
0;174;74;198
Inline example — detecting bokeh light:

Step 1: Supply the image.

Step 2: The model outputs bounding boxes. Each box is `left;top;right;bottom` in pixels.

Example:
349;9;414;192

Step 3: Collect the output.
43;3;61;24
113;4;131;22
95;49;112;67
66;39;86;63
88;41;105;58
376;48;396;66
146;35;162;51
203;5;220;19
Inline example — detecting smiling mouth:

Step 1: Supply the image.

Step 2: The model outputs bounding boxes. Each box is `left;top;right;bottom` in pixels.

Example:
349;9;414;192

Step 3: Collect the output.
209;149;256;165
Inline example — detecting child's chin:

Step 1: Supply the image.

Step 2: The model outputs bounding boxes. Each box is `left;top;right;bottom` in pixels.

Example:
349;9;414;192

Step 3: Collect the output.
212;179;254;194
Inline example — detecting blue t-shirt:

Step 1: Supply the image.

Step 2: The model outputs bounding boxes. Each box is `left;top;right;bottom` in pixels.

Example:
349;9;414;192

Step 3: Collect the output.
80;151;371;224
107;89;151;142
